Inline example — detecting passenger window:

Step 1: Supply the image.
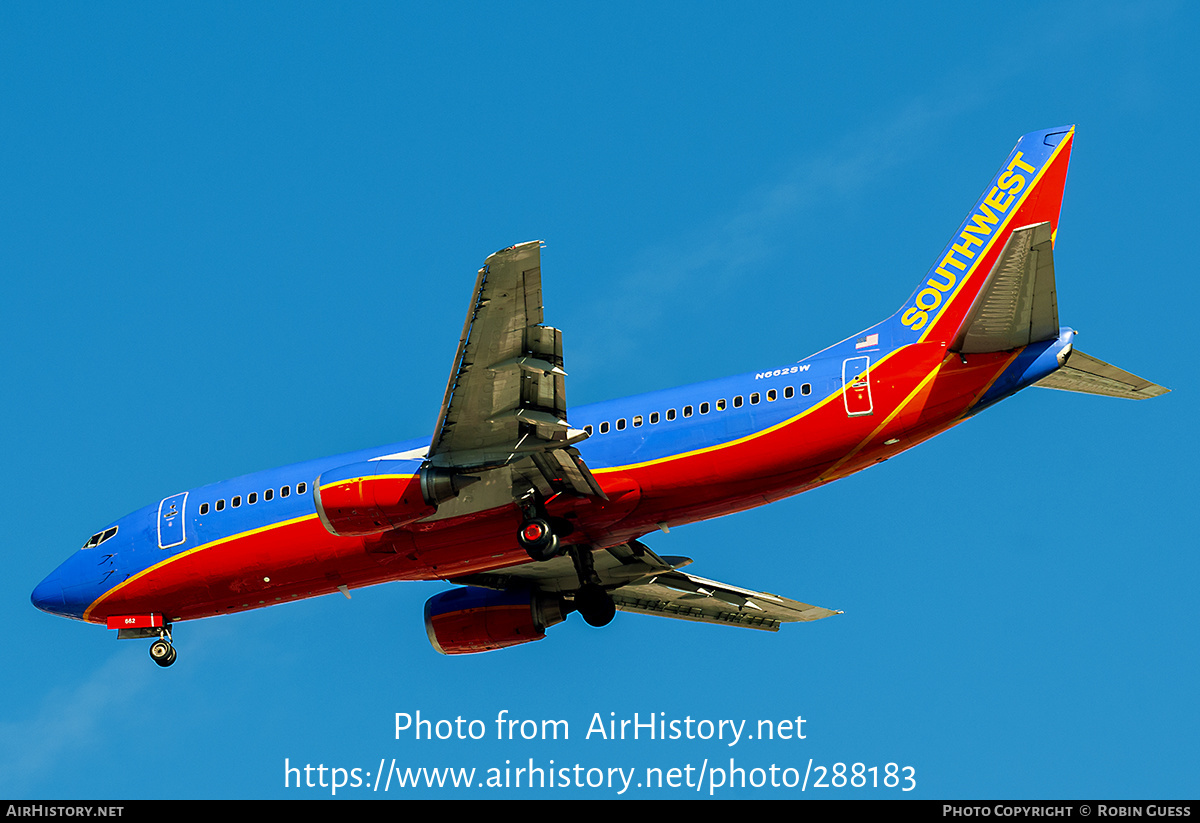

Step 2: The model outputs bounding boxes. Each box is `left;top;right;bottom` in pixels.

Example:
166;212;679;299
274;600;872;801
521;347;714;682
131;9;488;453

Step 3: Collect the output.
600;421;610;434
232;495;241;508
683;405;693;417
216;499;225;511
248;492;257;505
767;389;777;401
281;486;290;498
633;415;643;427
199;503;209;515
801;383;812;396
616;418;626;431
716;399;726;411
784;386;795;399
264;488;274;501
650;412;660;424
666;409;676;421
584;424;593;436
750;393;760;404
700;402;710;414
297;482;307;495
733;396;743;408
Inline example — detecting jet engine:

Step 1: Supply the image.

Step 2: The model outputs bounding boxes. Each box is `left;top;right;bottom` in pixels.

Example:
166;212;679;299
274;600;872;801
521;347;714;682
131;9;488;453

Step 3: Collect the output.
424;587;566;655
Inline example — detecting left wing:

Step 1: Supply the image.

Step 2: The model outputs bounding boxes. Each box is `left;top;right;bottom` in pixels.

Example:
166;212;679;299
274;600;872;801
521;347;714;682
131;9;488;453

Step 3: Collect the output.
611;569;838;630
454;540;840;632
426;242;604;515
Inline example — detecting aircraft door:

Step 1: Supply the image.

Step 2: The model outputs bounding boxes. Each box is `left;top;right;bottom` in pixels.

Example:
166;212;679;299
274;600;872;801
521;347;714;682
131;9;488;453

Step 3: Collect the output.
842;356;873;417
157;492;188;549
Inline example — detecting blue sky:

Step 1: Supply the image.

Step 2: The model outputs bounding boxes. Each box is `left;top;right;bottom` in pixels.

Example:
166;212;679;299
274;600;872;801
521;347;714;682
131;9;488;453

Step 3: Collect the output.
3;2;1196;799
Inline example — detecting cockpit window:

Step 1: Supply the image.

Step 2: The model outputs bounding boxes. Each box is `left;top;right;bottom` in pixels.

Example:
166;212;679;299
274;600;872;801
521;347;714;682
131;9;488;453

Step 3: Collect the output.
82;526;118;549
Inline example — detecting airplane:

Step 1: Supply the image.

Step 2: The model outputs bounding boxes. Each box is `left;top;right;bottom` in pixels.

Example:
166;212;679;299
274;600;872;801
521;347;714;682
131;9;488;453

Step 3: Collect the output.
31;125;1168;666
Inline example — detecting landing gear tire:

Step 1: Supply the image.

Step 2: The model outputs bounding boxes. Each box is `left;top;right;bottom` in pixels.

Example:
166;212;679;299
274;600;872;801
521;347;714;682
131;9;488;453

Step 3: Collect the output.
518;518;560;562
575;583;616;628
149;639;177;668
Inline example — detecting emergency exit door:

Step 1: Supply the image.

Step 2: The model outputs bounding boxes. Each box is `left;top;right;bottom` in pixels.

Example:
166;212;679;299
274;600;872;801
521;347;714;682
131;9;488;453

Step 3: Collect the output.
842;356;873;417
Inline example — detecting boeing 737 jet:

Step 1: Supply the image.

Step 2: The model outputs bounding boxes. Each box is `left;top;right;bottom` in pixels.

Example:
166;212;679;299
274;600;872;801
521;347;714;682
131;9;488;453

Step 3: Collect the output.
31;126;1167;666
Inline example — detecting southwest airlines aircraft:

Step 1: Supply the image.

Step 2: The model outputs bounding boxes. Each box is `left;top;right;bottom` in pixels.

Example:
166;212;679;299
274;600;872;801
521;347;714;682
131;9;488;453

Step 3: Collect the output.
32;126;1167;666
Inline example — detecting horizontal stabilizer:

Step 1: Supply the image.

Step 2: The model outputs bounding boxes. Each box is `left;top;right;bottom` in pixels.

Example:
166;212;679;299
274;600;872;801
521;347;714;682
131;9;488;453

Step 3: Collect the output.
1035;349;1169;399
952;222;1059;353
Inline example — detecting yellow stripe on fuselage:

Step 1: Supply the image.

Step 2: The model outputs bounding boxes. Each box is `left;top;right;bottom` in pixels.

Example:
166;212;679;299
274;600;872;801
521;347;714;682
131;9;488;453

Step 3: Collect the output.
593;348;906;475
82;513;322;622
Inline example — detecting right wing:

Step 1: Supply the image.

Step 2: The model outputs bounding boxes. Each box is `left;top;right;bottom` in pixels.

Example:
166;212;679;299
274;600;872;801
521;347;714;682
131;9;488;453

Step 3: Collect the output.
423;242;604;518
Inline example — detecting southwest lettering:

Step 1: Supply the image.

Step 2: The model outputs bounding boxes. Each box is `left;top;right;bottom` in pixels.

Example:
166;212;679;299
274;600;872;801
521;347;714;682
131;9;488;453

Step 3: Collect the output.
941;251;969;271
1007;151;1036;173
916;288;942;311
997;169;1025;192
902;307;928;330
929;269;956;291
951;241;977;260
984;185;1015;213
956;231;985;251
901;147;1042;331
962;204;999;237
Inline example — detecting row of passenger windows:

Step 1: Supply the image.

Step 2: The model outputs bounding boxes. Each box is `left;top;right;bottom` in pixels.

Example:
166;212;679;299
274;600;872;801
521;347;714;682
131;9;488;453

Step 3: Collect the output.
198;482;308;516
583;383;812;436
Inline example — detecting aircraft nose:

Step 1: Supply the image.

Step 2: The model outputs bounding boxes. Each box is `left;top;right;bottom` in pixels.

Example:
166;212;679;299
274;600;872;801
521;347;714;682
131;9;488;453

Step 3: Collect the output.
31;572;67;615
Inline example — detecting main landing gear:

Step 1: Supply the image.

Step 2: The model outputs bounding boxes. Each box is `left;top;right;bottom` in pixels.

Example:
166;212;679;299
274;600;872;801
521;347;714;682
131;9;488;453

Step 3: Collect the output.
574;582;616;628
566;542;615;628
148;628;177;668
516;499;615;627
518;517;559;561
517;497;570;562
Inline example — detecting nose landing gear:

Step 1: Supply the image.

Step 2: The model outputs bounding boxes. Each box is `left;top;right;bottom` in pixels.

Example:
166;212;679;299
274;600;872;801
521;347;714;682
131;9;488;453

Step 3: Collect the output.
148;629;177;668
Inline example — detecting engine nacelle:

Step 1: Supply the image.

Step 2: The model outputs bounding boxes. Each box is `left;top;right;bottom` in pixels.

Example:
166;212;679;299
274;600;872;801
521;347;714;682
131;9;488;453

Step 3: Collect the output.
424;587;566;655
314;459;434;536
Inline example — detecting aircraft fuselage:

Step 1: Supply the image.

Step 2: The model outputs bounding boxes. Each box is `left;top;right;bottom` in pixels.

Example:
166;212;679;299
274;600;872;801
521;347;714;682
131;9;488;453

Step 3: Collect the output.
32;328;1071;626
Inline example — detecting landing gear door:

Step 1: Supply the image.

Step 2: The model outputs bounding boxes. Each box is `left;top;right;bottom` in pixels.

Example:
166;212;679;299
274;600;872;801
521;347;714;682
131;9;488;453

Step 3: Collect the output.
842;356;873;417
158;492;188;549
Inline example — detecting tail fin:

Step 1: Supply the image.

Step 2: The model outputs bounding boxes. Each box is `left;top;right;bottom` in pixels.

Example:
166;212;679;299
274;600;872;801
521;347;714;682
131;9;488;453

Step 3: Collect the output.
895;126;1075;345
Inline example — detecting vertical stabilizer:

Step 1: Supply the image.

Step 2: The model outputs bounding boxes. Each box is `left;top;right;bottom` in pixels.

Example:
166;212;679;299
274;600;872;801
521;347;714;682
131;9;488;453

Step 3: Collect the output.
893;126;1074;347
